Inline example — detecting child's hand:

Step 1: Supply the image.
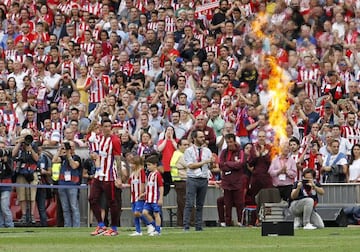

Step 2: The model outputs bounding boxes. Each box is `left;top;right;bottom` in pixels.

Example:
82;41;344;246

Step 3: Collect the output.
157;198;163;206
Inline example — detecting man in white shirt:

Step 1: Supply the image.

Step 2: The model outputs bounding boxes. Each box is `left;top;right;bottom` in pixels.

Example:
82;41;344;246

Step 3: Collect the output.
43;62;61;102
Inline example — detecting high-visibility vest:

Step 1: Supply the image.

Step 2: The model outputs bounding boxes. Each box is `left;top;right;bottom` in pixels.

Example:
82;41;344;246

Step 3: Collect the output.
51;163;61;182
170;150;183;182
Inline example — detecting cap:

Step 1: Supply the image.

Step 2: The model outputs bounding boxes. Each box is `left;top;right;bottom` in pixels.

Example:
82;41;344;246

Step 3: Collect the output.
239;82;249;88
175;57;184;63
324;102;332;109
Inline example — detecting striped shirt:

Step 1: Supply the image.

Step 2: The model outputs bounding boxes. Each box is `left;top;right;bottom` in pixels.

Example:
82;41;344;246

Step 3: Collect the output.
297;66;321;100
85;75;110;103
96;134;122;182
341;125;360;146
129;168;146;203
145;170;163;204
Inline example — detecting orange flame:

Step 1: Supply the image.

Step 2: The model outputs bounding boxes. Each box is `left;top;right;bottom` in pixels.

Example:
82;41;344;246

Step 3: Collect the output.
251;12;268;39
251;14;293;158
266;57;292;157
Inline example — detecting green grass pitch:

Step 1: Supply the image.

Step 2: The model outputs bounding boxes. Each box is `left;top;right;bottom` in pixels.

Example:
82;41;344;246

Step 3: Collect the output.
1;227;360;252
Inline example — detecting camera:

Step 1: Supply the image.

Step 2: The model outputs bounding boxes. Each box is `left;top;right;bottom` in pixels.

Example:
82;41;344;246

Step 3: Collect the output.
64;142;71;150
0;149;12;157
302;180;311;190
24;135;34;146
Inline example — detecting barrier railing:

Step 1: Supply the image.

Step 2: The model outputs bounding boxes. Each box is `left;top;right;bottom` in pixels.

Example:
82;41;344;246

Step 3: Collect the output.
2;183;360;227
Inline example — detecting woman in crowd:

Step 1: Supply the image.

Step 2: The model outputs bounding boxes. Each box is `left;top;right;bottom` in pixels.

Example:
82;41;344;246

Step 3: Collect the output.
349;144;360;183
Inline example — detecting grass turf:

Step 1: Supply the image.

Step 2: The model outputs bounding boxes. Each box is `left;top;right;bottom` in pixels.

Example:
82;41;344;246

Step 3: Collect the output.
1;226;360;252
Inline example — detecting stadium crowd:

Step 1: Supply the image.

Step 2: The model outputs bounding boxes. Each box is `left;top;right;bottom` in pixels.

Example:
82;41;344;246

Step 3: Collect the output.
1;0;360;232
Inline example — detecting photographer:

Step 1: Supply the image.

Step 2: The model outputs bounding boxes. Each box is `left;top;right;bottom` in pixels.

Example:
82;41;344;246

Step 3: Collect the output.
0;143;14;228
52;141;81;227
36;146;53;227
12;129;39;224
289;168;325;230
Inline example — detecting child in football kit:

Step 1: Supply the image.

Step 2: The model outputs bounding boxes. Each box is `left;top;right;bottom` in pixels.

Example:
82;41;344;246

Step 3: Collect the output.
128;155;152;236
142;155;164;236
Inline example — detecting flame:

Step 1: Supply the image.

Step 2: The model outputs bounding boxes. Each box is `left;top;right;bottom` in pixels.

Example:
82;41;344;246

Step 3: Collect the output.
251;14;293;157
251;12;268;39
266;57;292;157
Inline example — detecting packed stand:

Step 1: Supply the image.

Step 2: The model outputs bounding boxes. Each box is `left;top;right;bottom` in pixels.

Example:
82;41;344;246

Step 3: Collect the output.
0;0;360;230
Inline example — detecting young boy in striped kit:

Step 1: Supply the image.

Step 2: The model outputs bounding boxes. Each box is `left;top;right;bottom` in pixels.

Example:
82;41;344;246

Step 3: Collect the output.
128;155;152;236
142;155;164;236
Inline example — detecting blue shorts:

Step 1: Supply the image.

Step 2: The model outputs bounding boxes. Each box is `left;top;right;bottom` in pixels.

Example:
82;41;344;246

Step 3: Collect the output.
132;200;145;213
143;202;161;213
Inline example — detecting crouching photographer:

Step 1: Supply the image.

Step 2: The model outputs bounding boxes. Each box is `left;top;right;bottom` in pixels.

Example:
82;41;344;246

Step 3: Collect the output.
12;129;39;224
0;143;14;228
289;169;325;230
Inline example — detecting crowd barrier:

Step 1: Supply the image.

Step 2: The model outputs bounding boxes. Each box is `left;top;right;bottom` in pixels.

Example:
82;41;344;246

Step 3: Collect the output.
1;182;359;227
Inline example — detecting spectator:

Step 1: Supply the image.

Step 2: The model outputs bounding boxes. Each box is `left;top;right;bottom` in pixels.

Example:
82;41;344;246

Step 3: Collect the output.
331;124;352;155
289;168;325;230
185;114;217;153
268;142;298;202
321;139;348;183
246;130;273;205
207;103;225;138
348;144;360;183
134;113;158;144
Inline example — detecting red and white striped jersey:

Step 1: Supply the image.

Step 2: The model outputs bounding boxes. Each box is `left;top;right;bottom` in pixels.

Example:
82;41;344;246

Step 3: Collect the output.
184;20;195;29
240;2;255;17
87;131;100;152
83;2;102;16
57;2;71;16
51;120;65;138
165;16;176;32
140;58;152;76
37;32;50;44
145;170;163;204
9;53;27;63
4;50;17;61
119;62;134;78
85;74;110;103
92;29;100;41
129;168;146;203
227;55;238;70
96;134;122;182
297;66;321;100
194;33;208;48
147;22;158;32
79;22;90;35
61;60;76;80
34;55;51;65
81;42;95;55
0;111;18;135
338;70;354;94
134;0;147;13
341;125;360;146
205;45;219;58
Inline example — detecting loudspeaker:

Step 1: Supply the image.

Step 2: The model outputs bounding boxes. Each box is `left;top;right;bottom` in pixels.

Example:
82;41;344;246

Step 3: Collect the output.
261;221;294;236
316;207;348;227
